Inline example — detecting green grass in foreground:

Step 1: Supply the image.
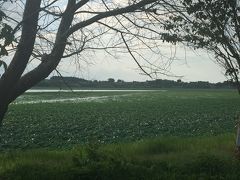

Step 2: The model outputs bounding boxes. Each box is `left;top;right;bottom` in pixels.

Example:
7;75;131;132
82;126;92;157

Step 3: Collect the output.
0;134;240;179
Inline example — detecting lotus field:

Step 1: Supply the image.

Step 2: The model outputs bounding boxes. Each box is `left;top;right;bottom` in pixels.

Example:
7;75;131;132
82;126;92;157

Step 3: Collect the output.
0;90;239;150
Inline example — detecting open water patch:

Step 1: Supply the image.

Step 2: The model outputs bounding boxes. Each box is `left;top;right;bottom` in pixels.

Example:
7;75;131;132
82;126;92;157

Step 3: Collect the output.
27;89;167;93
13;94;132;104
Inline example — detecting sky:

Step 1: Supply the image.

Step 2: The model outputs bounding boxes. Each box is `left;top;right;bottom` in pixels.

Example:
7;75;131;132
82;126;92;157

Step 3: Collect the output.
1;42;227;83
53;46;227;83
0;0;228;83
44;1;227;83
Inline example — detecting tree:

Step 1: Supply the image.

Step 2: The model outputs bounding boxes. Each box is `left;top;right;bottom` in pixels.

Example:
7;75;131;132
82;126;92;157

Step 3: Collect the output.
177;79;181;83
159;0;240;91
0;0;178;123
108;78;115;83
117;79;124;83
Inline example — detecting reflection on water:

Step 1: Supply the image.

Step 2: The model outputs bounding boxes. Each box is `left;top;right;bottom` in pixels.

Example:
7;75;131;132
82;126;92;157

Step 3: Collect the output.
27;89;167;93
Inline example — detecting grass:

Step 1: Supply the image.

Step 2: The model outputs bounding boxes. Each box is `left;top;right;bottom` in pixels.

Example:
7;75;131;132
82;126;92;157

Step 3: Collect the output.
0;134;240;179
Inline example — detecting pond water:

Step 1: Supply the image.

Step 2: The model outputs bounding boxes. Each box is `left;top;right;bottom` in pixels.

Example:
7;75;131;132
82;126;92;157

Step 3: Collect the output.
14;89;167;104
27;89;167;93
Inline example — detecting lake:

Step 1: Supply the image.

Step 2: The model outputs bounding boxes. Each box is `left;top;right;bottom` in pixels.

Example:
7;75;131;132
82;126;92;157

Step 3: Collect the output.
27;89;167;93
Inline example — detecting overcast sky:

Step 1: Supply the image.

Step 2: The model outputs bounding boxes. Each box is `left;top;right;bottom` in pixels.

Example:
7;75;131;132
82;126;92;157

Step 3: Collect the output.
2;40;227;83
52;46;227;83
1;1;228;83
46;1;227;83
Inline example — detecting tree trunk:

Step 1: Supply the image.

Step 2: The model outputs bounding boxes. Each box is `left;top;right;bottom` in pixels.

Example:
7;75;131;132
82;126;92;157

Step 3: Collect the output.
0;103;8;124
0;0;41;124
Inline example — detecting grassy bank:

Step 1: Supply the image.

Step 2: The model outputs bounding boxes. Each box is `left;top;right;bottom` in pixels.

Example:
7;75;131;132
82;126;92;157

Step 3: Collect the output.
1;134;240;179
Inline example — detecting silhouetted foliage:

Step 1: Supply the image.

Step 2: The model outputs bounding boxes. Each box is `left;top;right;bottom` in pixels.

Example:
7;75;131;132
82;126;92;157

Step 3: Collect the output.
0;0;13;72
161;0;240;90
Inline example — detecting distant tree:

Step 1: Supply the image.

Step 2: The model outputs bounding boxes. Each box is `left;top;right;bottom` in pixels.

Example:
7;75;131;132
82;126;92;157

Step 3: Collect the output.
117;79;124;83
108;78;115;83
177;79;182;83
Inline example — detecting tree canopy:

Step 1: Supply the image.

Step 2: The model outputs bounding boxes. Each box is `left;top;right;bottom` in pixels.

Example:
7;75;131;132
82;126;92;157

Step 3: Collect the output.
160;0;240;90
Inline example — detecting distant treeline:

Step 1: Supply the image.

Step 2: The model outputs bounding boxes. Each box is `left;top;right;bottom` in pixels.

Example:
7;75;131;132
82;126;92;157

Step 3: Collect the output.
35;76;235;89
